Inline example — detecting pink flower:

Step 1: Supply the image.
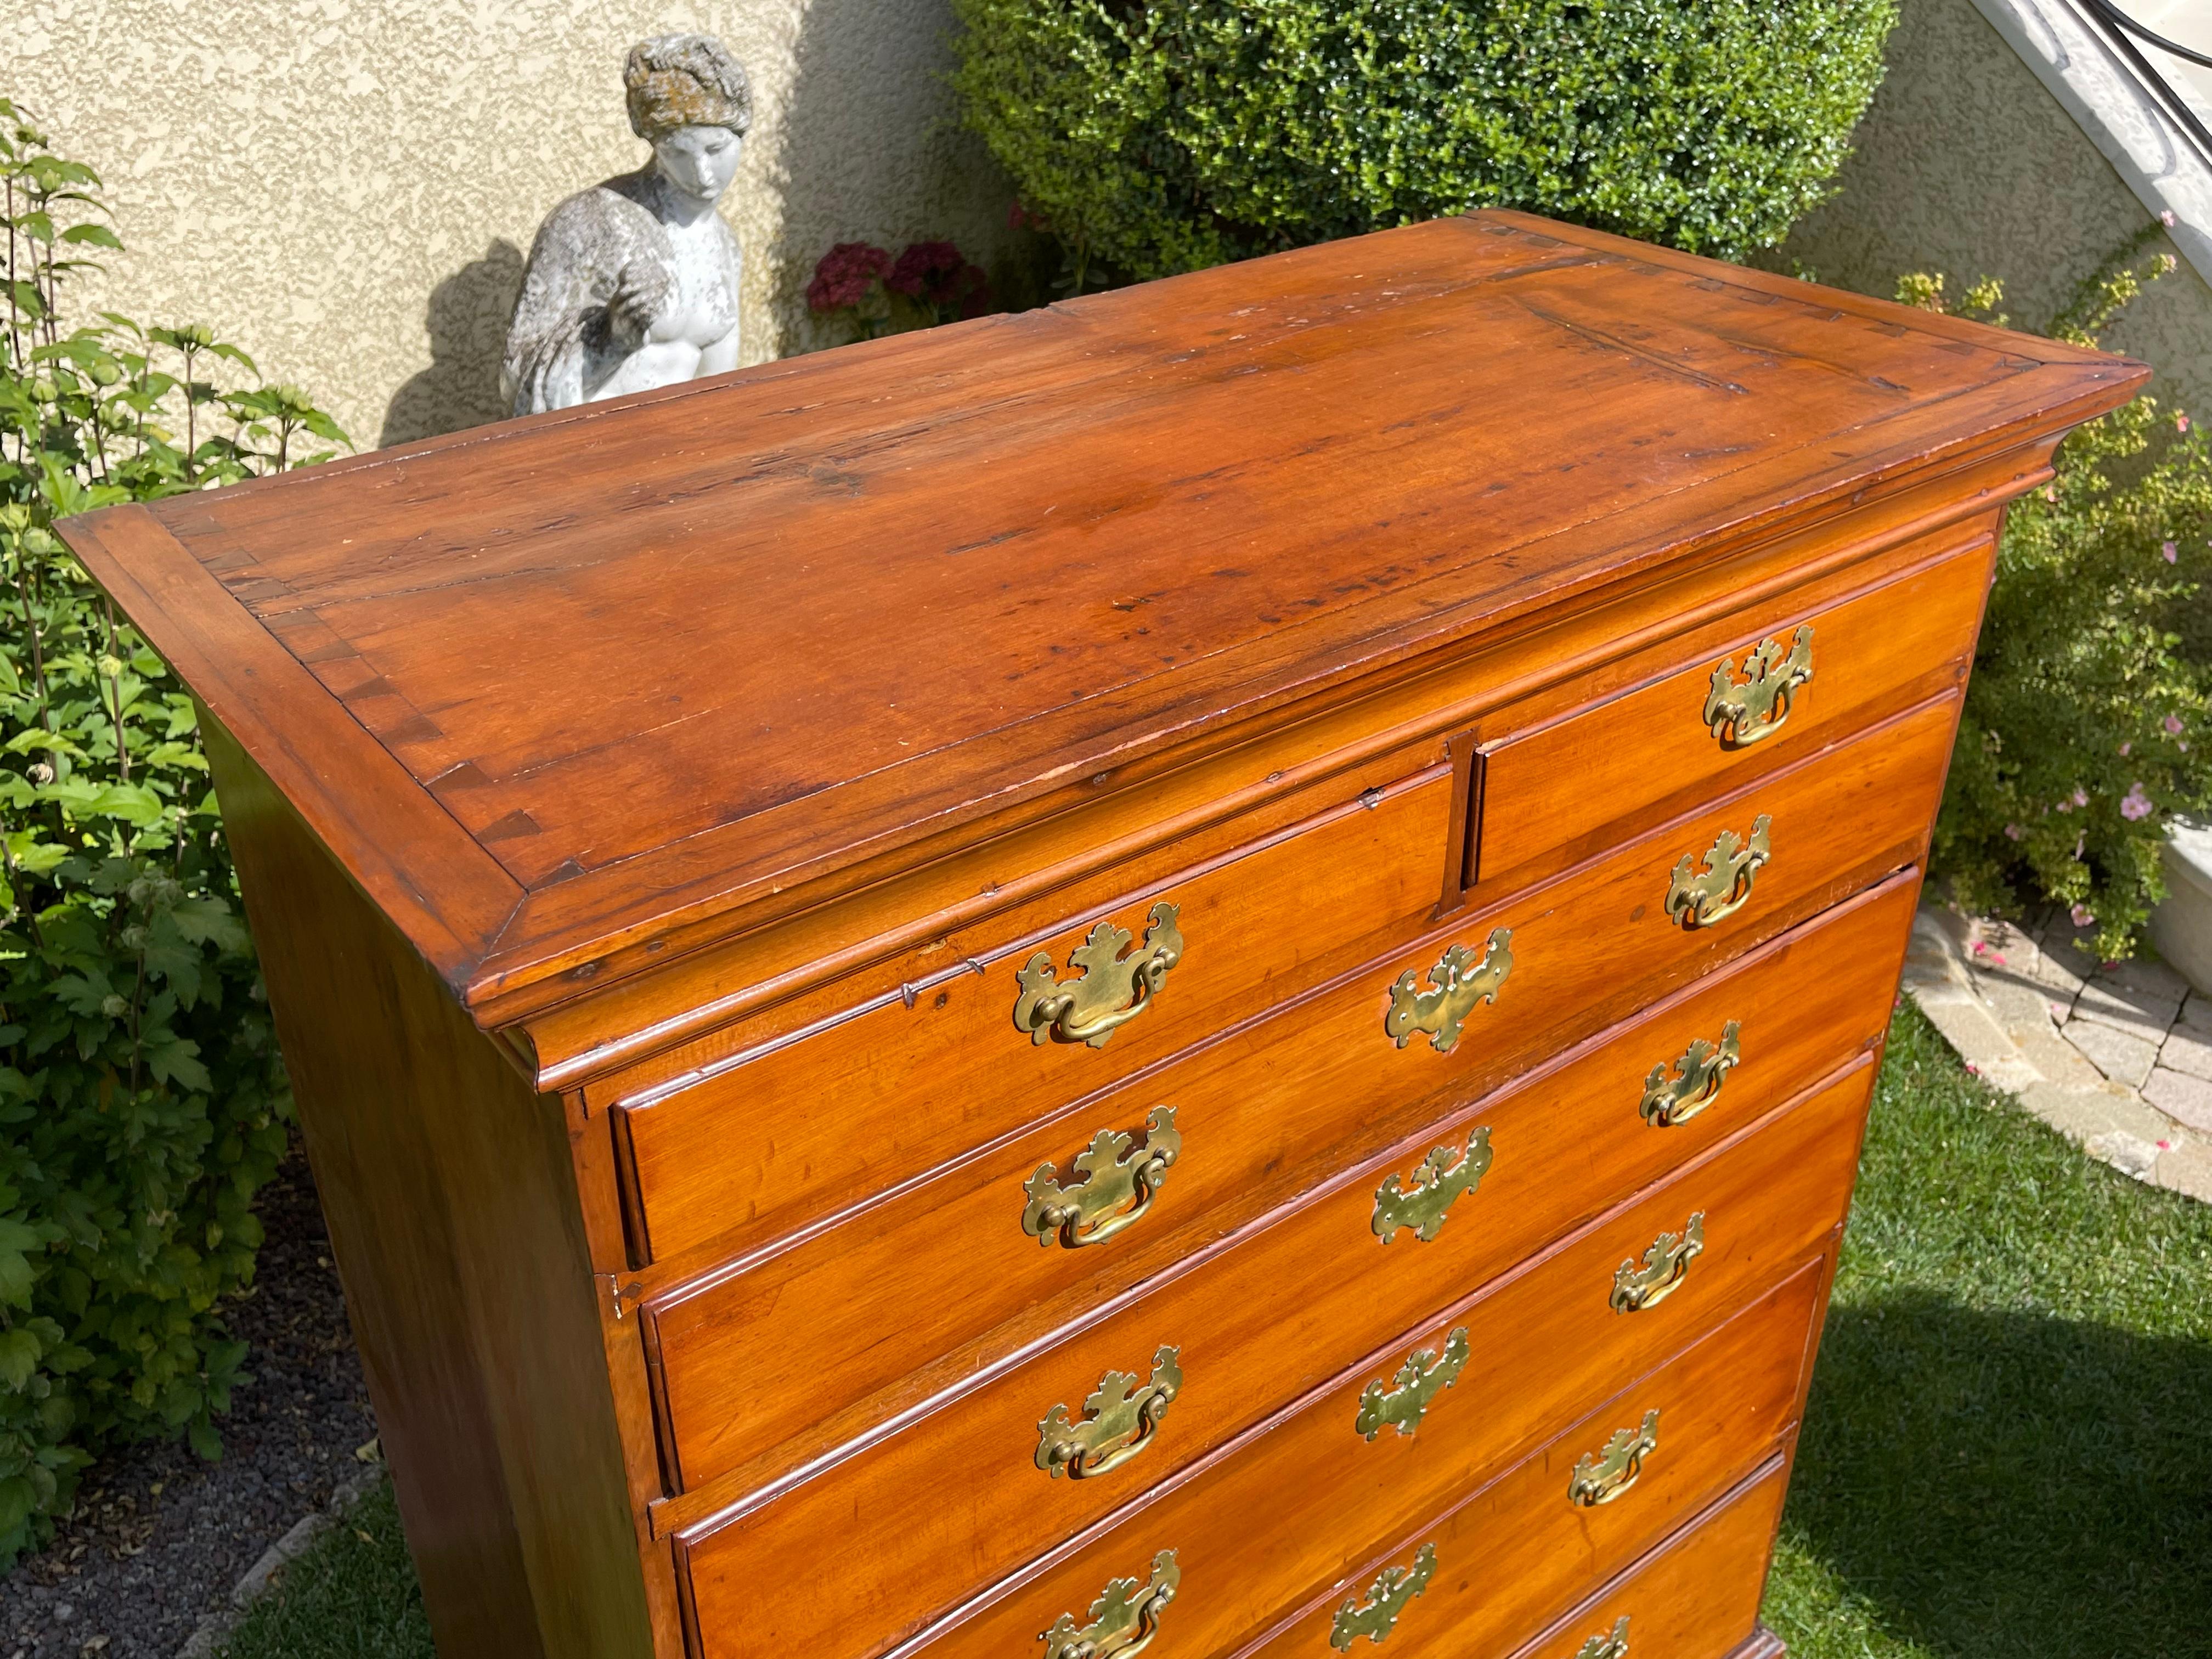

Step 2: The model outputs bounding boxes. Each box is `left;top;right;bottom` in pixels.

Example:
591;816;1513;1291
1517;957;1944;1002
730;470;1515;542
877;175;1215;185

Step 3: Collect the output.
1963;1062;1980;1076
807;241;891;314
2119;742;2132;756
2071;903;2096;928
2163;210;2178;227
2166;714;2186;735
2073;788;2089;808
2121;782;2154;820
2180;413;2194;433
2004;823;2025;840
2164;540;2180;562
1989;952;2007;967
2158;1138;2174;1150
2043;487;2058;503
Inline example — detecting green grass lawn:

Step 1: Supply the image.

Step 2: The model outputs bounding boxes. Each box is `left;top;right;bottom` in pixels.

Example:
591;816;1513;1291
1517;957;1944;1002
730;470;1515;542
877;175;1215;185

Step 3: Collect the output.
218;1002;2212;1657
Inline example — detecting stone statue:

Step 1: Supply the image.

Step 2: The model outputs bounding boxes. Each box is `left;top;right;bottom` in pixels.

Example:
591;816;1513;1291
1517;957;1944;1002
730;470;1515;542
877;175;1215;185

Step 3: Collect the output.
501;35;751;415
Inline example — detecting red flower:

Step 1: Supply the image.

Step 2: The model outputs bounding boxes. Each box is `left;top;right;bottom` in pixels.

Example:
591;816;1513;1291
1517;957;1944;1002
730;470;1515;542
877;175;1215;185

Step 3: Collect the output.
808;242;891;314
888;239;993;319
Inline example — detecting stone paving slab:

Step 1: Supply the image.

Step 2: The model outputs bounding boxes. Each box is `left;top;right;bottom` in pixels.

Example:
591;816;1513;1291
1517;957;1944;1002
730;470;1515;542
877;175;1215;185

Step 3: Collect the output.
1904;906;2211;1204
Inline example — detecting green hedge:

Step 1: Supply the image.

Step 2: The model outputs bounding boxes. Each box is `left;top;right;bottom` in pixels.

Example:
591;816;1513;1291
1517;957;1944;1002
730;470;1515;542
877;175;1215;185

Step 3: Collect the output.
0;101;342;1562
950;0;1900;284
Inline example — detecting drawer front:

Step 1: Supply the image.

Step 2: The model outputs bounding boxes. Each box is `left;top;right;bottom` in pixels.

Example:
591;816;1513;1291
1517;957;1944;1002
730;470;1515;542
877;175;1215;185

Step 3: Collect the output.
1499;1458;1789;1659
1236;1308;1812;1659
1224;1271;1819;1659
618;764;1457;1268
672;1062;1865;1659
1478;535;1988;890
647;874;1914;1499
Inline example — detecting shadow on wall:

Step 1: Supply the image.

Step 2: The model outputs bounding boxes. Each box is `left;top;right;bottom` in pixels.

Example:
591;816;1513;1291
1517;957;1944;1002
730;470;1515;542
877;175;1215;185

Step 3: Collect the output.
379;239;527;448
1778;1291;2212;1654
773;0;1025;357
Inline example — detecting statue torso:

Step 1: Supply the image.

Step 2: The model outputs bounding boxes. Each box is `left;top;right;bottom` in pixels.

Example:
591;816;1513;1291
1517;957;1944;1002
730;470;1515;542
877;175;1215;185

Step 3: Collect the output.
503;170;744;416
587;177;743;402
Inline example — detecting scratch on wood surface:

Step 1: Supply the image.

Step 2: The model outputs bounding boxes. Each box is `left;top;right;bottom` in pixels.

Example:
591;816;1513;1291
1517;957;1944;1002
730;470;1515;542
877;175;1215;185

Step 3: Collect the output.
1517;301;1750;396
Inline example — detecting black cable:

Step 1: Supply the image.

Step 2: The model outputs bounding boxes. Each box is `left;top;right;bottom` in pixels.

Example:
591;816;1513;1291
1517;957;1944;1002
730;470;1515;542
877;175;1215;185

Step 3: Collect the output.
2081;0;2212;70
2078;0;2212;170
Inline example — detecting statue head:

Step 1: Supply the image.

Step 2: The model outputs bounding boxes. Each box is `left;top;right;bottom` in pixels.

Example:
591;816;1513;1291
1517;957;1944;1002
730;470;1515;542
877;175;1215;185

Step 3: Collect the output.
624;33;752;206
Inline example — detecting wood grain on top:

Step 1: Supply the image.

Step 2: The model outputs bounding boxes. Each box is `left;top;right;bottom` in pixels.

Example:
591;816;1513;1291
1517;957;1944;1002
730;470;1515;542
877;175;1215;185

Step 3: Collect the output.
58;211;2143;1015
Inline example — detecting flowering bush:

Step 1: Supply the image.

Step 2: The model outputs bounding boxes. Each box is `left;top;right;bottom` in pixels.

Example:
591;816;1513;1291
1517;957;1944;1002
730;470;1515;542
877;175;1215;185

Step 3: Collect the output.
0;100;342;1562
807;238;991;345
1920;239;2212;958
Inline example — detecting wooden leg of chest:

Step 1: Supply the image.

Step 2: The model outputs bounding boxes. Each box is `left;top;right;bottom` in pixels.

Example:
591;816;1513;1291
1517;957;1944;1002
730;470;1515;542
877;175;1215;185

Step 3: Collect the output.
208;719;657;1659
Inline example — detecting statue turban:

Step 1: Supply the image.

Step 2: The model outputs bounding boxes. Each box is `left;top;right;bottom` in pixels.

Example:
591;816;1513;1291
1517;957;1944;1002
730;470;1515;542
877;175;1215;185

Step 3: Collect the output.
624;34;753;142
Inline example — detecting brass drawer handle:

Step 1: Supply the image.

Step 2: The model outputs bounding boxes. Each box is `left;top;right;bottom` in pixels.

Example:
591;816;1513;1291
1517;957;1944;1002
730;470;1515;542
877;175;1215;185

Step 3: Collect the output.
1639;1023;1741;1127
1329;1542;1437;1650
1703;624;1814;747
1022;1107;1182;1249
1577;1616;1633;1659
1385;928;1513;1052
1372;1127;1492;1244
1015;903;1184;1048
1663;816;1770;928
1037;1347;1183;1479
1040;1550;1180;1659
1569;1409;1661;1507
1356;1327;1469;1440
1610;1214;1705;1313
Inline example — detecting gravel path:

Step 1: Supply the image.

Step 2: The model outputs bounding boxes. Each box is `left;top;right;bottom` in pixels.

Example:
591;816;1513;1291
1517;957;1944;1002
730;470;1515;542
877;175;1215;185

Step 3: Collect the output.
0;1149;375;1658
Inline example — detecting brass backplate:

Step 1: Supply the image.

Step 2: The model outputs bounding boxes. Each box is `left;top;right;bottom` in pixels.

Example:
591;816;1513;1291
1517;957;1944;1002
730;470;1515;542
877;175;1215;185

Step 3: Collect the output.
1020;1105;1182;1249
1037;1346;1183;1479
1704;624;1814;747
1355;1328;1470;1440
1575;1615;1633;1659
1329;1542;1438;1650
1663;816;1771;929
1372;1127;1493;1244
1014;902;1185;1048
1639;1022;1742;1127
1569;1408;1661;1507
1384;928;1514;1053
1039;1550;1181;1659
1610;1213;1706;1313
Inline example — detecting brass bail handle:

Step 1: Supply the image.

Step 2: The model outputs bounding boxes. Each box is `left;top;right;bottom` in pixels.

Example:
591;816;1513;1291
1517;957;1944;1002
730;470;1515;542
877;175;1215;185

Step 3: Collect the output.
1569;1409;1661;1508
1021;1106;1183;1249
1036;1347;1183;1480
1703;624;1814;747
1014;904;1186;1048
1039;1551;1181;1659
1663;816;1771;929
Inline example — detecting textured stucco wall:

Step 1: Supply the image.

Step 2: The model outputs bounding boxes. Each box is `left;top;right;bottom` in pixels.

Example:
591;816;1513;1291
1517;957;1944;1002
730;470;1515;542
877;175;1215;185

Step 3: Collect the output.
1778;0;2212;417
9;0;1019;449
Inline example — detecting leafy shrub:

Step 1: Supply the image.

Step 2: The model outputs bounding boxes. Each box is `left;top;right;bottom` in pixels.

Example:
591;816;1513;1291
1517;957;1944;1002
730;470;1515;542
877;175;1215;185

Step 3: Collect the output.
949;0;1899;287
1919;239;2211;958
0;100;344;1562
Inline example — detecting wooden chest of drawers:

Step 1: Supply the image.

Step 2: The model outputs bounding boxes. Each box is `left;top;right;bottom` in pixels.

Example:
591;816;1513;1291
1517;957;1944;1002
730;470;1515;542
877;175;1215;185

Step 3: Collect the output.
61;212;2137;1659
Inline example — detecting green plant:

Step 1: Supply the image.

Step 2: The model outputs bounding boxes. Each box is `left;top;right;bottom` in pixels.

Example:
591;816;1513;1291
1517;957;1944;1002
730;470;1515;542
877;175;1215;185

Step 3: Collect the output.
0;99;345;1563
1911;238;2212;959
949;0;1899;289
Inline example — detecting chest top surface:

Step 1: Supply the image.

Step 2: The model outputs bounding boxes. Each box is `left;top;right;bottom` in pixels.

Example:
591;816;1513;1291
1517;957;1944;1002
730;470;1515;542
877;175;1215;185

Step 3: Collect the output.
61;211;2141;1018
